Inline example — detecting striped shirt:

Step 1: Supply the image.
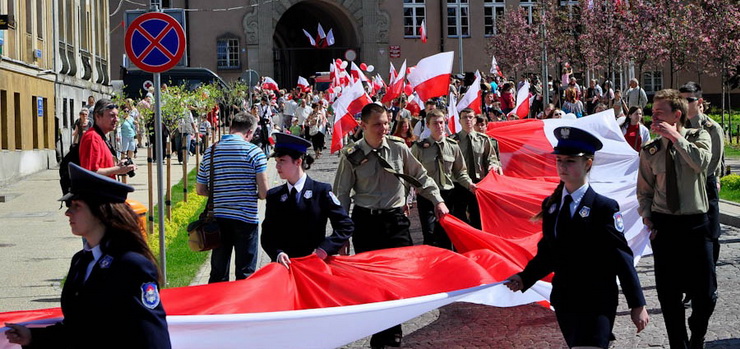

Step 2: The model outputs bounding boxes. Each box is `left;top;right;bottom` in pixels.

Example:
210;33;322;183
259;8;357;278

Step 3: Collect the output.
197;134;267;224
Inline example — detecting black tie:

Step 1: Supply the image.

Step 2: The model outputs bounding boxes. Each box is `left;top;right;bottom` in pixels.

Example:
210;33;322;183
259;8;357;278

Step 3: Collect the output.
665;141;680;213
290;187;299;207
465;134;477;181
556;195;573;236
73;250;94;287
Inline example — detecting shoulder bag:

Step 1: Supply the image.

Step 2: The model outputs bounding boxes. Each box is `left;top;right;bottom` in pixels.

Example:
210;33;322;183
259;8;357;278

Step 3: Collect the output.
187;143;221;252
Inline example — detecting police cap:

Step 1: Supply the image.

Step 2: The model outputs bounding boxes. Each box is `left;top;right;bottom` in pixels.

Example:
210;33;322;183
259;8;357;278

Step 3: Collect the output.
58;163;134;203
273;132;312;155
552;127;603;156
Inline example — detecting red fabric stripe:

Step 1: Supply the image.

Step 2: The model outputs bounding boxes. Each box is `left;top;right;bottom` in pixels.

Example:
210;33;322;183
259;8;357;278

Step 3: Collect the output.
413;74;450;102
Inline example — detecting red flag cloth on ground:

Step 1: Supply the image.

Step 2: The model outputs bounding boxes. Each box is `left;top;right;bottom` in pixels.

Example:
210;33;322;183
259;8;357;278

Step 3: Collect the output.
261;77;279;91
456;70;482;114
297;76;311;92
330;80;371;153
419;19;428;43
510;81;530;118
381;60;406;104
407;51;454;102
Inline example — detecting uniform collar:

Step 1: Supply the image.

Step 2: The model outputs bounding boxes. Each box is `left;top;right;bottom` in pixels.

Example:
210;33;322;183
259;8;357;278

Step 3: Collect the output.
359;137;390;155
83;243;103;264
562;182;589;208
287;173;307;194
458;129;473;138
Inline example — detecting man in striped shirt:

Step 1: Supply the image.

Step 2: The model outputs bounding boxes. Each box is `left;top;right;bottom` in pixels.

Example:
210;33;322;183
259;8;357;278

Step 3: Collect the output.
197;112;269;283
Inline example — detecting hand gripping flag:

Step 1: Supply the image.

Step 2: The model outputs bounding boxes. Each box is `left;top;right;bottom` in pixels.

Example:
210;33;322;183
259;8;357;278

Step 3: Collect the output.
381;60;407;104
407;51;454;102
330;80;371;153
456;70;482;115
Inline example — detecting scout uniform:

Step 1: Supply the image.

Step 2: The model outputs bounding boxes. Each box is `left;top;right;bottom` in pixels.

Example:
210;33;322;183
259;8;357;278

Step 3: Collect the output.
333;134;443;348
450;129;501;229
518;127;645;349
637;127;716;349
411;136;473;248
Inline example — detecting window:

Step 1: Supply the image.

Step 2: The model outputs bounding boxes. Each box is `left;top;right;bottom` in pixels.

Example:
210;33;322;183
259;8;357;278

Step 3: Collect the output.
1;90;7;150
36;0;42;39
642;71;663;93
80;0;90;50
520;0;536;24
217;38;240;70
25;0;32;34
447;0;469;38
62;98;68;128
484;0;505;36
403;0;425;38
6;0;16;28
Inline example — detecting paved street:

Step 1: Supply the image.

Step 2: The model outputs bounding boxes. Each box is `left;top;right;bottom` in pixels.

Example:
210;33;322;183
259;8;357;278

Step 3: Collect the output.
1;144;740;348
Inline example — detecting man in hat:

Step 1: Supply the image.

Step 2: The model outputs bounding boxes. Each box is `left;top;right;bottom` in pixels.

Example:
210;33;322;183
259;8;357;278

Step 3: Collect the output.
79;99;137;178
637;89;715;349
261;133;353;268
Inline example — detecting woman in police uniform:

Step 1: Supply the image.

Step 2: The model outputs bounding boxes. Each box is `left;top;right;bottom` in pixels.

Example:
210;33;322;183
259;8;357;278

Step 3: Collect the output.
506;127;649;349
5;163;170;349
261;133;353;268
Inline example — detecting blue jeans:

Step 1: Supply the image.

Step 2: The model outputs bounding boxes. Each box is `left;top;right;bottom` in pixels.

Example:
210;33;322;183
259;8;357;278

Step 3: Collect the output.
208;218;259;283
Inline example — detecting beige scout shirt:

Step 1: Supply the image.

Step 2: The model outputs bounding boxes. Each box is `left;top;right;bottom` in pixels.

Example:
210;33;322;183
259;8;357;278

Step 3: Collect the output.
410;137;474;191
454;130;501;182
686;113;724;178
637;127;711;218
334;135;444;212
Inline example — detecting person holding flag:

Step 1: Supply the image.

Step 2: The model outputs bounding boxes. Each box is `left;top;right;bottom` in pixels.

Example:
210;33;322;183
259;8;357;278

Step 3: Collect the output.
506;126;649;349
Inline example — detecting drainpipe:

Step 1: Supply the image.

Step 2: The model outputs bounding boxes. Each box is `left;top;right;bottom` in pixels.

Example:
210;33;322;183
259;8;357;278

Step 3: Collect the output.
439;0;445;52
184;0;191;66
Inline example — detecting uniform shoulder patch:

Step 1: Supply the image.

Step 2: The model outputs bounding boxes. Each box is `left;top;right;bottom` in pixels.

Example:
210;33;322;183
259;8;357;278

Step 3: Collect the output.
449;133;460;141
702;118;715;129
416;139;432;148
328;191;341;206
141;282;161;309
613;212;625;233
386;135;405;143
642;139;661;155
685;128;702;141
446;137;458;144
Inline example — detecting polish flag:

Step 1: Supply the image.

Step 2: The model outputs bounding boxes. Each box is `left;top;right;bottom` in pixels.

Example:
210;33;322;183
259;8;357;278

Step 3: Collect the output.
407;92;421;116
261;77;279;91
317;23;328;48
389;62;397;84
326;29;335;46
490;55;504;78
510;81;531;118
371;74;385;96
448;93;461;134
350;62;369;83
456;70;482;114
407;51;454;102
331;80;371;153
302;29;317;47
297;76;311;93
381;60;406;104
419;19;428;43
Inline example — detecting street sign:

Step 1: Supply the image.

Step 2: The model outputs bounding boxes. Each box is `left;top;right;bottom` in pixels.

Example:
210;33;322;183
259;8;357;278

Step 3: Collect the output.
125;12;186;73
241;70;260;87
37;97;43;117
389;45;401;58
143;80;154;91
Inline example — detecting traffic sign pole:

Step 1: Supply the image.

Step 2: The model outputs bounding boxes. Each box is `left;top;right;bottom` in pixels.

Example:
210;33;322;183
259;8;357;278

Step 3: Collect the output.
154;72;166;285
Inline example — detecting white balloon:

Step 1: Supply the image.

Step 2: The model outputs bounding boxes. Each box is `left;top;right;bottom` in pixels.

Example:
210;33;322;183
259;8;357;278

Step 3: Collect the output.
366;65;375;72
340;61;348;69
334;86;342;93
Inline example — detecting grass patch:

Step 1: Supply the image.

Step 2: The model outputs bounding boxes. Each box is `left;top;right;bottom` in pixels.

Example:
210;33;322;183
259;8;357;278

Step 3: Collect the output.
720;174;740;203
147;165;210;288
725;144;740;158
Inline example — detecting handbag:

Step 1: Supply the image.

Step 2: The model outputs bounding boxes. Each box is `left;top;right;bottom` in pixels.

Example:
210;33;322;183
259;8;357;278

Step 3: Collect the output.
187;143;221;252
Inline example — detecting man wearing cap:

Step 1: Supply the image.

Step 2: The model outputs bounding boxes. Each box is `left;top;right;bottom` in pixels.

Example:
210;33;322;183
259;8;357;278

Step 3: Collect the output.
637;89;715;349
261;133;353;268
411;109;476;248
196;112;269;283
79;99;137;179
450;108;502;229
334;103;448;348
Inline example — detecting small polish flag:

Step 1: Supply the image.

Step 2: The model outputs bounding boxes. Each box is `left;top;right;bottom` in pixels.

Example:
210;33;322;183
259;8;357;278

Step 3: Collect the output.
382;60;407;104
331;80;372;153
510;81;531;119
448;93;461;134
302;29;317;47
456;70;482;114
350;62;369;83
326;29;335;47
371;75;386;96
406;92;421;116
389;62;397;84
407;51;454;102
317;23;328;48
261;77;279;91
297;76;311;93
490;55;504;78
419;19;428;43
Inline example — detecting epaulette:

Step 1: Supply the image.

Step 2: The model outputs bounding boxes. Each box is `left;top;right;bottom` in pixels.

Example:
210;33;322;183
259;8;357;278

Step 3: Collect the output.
343;143;368;167
476;132;492;140
685;128;702;141
386;135;405;143
702;118;716;129
415;139;432;149
642;138;661;156
449;133;460;141
446;137;458;144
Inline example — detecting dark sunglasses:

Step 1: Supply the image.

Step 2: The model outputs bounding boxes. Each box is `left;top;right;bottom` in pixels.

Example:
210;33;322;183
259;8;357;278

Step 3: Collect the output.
105;104;119;109
686;97;698;103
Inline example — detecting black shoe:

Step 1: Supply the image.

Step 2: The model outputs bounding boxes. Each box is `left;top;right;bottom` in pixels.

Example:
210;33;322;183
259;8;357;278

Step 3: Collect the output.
388;333;402;347
689;336;705;349
683;295;692;309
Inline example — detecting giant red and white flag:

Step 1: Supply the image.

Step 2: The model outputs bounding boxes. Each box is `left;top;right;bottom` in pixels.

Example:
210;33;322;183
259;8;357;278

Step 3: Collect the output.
330;80;371;153
448;92;461;134
456;70;482;114
297;76;311;93
407;51;454;102
350;61;369;83
419;19;428;43
510;81;530;118
381;60;406;104
261;77;279;91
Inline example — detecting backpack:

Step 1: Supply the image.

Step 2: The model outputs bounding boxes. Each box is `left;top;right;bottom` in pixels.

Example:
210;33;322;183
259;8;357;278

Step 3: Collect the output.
59;143;81;195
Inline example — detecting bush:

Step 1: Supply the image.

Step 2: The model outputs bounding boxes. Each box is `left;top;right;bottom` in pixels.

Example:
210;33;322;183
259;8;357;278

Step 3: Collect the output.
721;174;740;191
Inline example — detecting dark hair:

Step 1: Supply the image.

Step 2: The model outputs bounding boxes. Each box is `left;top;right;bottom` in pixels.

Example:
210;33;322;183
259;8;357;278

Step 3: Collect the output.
392;118;415;141
425;109;446;125
678;81;702;97
653;89;688;125
425;100;436;106
475;115;487;124
93;98;115;116
627;106;641;117
460;108;475;117
85;200;161;282
231;112;258;133
360;103;386;123
272;148;315;170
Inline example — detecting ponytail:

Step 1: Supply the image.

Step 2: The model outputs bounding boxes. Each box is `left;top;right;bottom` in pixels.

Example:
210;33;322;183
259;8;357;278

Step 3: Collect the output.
532;181;565;221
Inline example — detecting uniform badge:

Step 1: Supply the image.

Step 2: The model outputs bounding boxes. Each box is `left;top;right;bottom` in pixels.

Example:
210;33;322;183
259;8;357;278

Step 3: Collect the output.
649;146;657;155
548;203;557;214
141;282;160;309
560;127;571;139
613;212;625;232
280;194;288;202
329;191;341;206
304;190;313;199
579;206;590;218
98;255;113;269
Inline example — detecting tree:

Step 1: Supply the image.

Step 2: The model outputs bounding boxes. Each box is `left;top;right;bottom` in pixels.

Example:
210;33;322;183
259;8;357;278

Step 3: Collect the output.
621;0;663;82
487;8;540;79
700;0;740;124
651;0;702;88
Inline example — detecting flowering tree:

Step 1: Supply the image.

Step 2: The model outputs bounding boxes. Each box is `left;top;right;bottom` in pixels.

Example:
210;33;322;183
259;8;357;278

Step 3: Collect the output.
700;0;740;123
487;8;540;79
578;0;631;78
543;0;587;73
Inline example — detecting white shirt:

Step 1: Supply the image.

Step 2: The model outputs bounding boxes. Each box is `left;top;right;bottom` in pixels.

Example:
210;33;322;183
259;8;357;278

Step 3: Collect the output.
287;173;307;196
295;106;311;124
560;182;589;219
283;100;298;116
83;243;103;281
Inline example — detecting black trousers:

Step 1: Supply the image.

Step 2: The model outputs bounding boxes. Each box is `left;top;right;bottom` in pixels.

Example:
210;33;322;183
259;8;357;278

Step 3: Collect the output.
706;175;720;263
209;218;259;283
450;182;482;229
555;310;616;349
351;206;411;346
417;190;454;249
651;212;717;348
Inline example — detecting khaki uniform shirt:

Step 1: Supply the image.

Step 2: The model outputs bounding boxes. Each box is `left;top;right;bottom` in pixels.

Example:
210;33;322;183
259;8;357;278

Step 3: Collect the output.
334;135;444;212
637;128;712;217
411;136;474;191
453;130;501;182
686;113;724;178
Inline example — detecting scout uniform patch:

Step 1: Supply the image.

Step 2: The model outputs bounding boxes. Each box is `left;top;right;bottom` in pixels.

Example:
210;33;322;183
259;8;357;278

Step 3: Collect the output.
579;206;590;218
141;282;160;309
613;212;625;232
